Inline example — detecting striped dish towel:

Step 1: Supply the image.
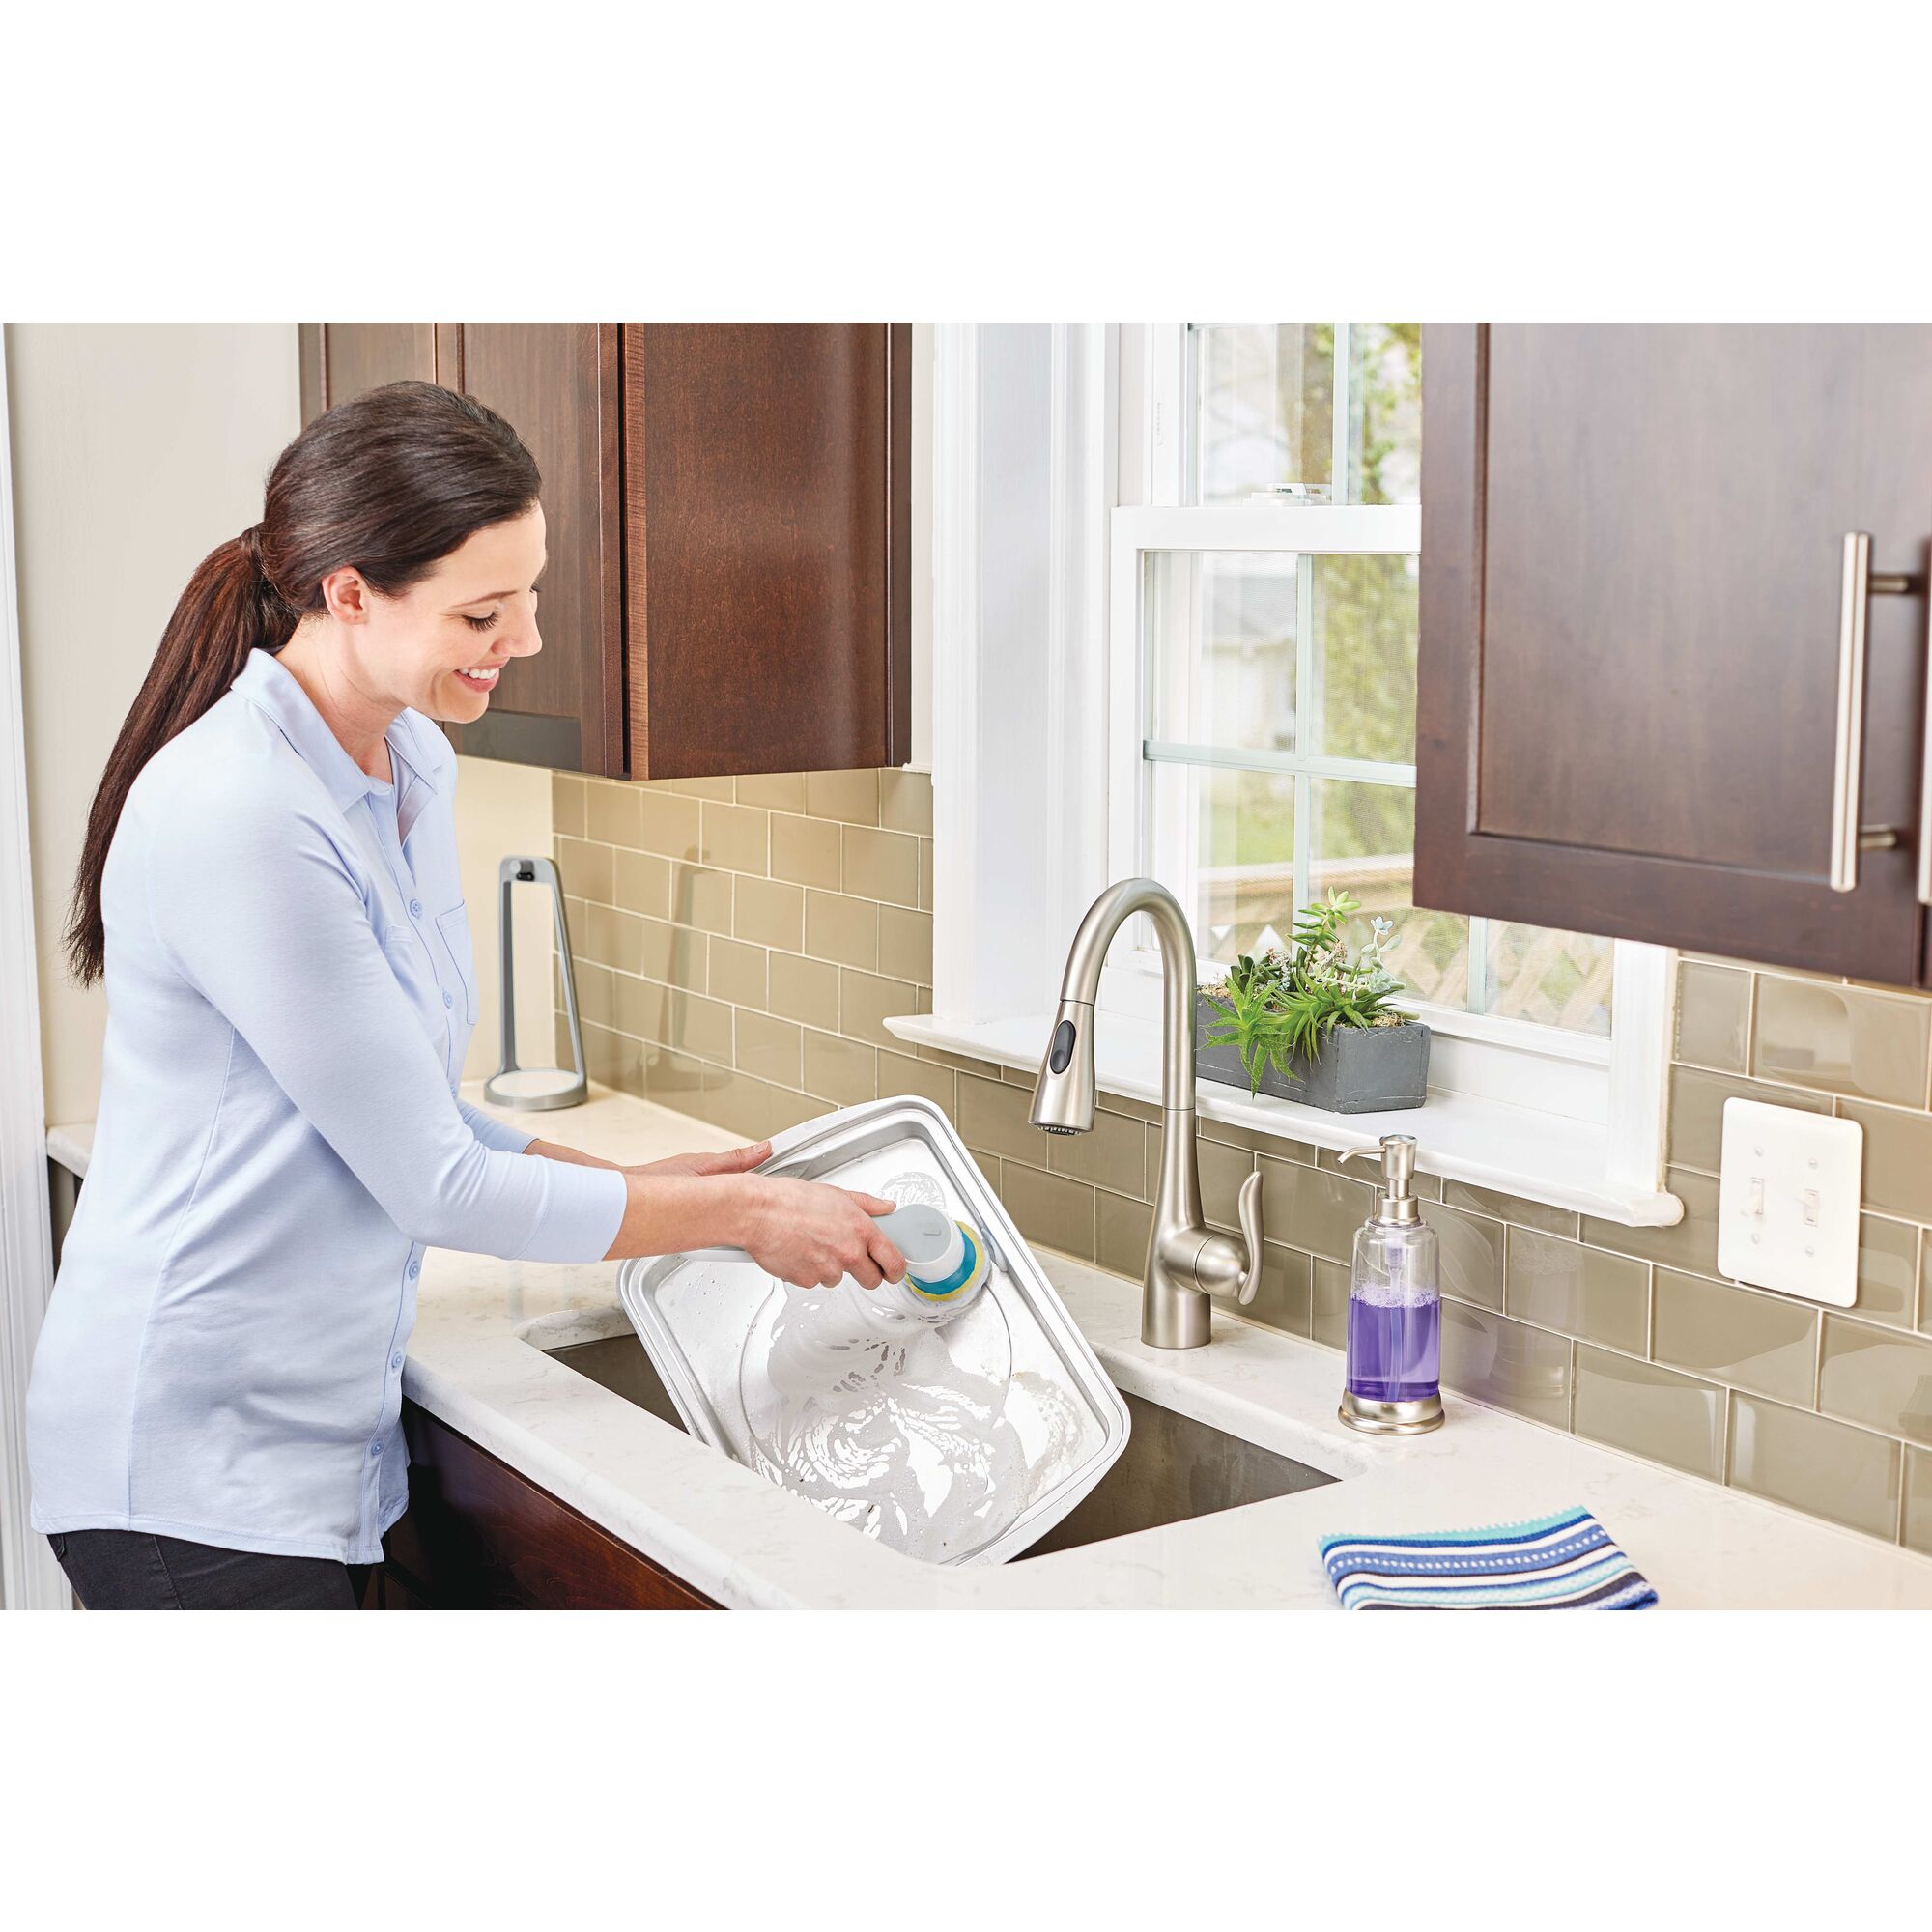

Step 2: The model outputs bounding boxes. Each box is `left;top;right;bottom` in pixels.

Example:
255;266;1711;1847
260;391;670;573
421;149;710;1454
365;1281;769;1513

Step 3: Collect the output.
1319;1507;1659;1610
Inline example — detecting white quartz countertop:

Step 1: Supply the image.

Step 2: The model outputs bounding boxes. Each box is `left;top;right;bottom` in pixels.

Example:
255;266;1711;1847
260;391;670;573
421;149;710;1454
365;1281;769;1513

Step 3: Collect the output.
46;1092;1932;1608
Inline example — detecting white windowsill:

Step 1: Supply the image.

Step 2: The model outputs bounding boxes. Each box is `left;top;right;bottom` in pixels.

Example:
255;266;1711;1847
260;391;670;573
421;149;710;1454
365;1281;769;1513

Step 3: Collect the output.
883;1010;1684;1229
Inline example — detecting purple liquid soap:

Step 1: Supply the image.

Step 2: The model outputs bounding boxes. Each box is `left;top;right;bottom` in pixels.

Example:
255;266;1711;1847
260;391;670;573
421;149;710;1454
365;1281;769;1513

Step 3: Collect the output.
1346;1294;1441;1405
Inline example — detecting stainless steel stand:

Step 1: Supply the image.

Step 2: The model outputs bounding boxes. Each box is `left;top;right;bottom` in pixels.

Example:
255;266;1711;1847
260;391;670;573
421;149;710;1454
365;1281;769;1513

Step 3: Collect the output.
483;855;588;1112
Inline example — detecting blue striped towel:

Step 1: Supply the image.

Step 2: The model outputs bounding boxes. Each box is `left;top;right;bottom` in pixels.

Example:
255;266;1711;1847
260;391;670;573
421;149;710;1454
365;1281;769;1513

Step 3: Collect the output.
1319;1507;1659;1609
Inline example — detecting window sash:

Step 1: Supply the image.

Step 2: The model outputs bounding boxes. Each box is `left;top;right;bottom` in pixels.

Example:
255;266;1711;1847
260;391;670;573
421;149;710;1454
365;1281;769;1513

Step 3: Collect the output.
1108;505;1617;1065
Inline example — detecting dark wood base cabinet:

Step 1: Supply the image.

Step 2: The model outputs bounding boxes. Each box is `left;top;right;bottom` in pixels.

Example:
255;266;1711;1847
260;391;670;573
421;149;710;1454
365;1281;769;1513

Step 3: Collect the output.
362;1403;720;1610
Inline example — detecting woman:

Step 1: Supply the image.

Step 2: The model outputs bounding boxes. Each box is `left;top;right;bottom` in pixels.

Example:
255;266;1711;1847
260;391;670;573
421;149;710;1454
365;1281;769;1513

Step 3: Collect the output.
27;380;904;1610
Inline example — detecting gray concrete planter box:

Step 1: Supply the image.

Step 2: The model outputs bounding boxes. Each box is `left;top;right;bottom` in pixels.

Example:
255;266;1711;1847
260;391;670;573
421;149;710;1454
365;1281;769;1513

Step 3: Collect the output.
1194;991;1430;1114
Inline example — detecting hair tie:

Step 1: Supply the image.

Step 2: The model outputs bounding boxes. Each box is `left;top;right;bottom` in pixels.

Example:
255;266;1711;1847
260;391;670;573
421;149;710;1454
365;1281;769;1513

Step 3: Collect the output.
241;524;268;577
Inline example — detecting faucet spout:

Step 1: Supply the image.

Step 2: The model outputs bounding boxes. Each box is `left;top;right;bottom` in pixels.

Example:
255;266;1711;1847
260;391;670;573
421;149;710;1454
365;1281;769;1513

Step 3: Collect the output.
1030;878;1262;1348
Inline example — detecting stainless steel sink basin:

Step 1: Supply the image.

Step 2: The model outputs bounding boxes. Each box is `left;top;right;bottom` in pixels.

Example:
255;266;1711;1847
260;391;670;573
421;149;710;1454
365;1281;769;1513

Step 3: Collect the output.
541;1334;1337;1559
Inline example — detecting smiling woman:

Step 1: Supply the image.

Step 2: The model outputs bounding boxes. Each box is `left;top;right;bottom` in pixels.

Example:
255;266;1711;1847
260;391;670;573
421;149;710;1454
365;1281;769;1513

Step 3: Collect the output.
27;380;906;1608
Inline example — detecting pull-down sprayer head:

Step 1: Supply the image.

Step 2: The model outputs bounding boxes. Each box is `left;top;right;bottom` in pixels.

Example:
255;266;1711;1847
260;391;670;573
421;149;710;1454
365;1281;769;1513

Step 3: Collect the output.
1029;999;1096;1135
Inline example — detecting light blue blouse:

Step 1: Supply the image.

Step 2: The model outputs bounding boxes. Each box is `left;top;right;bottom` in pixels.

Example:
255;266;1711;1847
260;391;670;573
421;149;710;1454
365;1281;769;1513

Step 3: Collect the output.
28;648;628;1563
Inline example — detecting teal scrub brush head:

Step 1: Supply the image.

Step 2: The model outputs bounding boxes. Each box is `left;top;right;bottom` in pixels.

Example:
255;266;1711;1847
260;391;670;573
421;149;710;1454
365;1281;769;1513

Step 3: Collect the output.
871;1204;991;1315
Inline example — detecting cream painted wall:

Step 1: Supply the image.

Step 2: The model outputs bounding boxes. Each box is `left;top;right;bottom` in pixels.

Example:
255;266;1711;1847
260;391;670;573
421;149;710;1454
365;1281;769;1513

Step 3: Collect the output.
9;325;301;1125
8;325;557;1121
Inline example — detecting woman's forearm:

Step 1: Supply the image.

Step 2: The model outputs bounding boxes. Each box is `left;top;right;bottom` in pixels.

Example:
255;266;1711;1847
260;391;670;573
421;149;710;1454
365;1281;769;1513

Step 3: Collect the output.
525;1136;618;1171
526;1139;761;1259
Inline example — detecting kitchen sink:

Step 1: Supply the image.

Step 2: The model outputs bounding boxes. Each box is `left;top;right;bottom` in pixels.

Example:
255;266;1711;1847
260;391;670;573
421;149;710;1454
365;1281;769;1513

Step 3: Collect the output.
541;1334;1337;1559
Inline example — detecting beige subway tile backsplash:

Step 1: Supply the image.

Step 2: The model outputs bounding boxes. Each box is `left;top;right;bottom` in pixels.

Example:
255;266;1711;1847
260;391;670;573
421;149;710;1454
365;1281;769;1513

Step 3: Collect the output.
584;780;642;848
804;889;878;970
1817;1317;1932;1447
838;968;917;1050
1752;974;1931;1109
803;768;880;826
1673;961;1749;1072
557;766;1932;1554
1441;1302;1573;1429
1729;1393;1901;1540
1838;1100;1932;1223
1001;1161;1095;1263
770;812;843;890
707;936;767;1011
1651;1266;1816;1406
1243;1241;1313;1339
801;1028;875;1108
699;801;769;876
735;875;804;952
1044;1105;1146;1196
735;771;806;813
880;767;935;836
768;952;840;1033
1905;1449;1932;1557
612;848;670;920
1432;1202;1505;1312
1504;1227;1650;1354
878;906;934;985
637;789;699;858
1854;1215;1919;1330
1666;1066;1830;1175
1573;1345;1726;1482
843;825;921;906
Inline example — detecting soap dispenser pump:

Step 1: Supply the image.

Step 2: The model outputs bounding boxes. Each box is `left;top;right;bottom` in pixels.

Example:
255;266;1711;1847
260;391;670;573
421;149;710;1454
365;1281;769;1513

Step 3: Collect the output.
1334;1134;1443;1435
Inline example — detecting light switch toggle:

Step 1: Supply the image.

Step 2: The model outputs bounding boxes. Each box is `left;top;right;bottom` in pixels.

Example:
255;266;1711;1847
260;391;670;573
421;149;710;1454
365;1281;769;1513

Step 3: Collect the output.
1717;1099;1862;1308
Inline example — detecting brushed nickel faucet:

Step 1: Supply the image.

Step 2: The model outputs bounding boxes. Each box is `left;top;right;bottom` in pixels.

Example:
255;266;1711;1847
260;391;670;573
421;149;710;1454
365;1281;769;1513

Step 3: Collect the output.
1030;878;1263;1348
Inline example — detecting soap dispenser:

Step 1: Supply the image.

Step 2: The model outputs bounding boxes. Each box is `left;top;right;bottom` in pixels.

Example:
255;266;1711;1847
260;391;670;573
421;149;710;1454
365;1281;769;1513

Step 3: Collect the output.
1334;1134;1443;1435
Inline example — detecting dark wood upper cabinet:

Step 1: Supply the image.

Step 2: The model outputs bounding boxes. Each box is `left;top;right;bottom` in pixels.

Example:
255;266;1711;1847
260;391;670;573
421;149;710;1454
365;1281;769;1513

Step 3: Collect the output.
1415;324;1932;987
298;322;910;781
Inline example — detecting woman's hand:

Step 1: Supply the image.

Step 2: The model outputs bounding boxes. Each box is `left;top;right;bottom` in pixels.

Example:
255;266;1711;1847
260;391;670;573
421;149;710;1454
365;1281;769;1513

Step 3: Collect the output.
738;1179;906;1292
631;1140;773;1179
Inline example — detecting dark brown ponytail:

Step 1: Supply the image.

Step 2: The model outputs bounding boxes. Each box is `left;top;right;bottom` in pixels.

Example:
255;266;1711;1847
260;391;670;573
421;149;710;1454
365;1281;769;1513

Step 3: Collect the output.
65;380;542;985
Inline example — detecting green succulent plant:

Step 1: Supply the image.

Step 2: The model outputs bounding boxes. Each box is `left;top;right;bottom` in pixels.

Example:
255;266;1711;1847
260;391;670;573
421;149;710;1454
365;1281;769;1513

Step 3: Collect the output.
1200;892;1409;1094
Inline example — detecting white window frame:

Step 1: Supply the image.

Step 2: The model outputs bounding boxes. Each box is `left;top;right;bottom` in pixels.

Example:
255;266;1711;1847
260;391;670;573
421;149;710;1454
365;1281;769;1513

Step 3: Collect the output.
891;323;1681;1228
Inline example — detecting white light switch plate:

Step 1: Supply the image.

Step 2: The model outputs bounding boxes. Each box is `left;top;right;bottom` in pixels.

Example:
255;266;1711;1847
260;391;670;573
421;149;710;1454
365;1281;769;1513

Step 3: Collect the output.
1717;1098;1862;1307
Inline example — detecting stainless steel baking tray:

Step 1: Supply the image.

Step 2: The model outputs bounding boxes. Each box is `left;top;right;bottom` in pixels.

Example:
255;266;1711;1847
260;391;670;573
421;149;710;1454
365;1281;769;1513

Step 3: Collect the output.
615;1095;1131;1565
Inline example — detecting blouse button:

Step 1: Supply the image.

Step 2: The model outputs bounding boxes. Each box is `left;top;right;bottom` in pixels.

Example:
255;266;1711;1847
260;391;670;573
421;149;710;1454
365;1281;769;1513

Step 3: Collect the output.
409;898;423;918
369;1441;384;1459
391;1352;405;1372
442;990;454;1009
408;1260;421;1280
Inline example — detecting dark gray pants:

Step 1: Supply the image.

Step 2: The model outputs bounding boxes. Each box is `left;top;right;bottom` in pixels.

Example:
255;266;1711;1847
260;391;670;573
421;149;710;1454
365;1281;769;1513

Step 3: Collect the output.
49;1529;370;1609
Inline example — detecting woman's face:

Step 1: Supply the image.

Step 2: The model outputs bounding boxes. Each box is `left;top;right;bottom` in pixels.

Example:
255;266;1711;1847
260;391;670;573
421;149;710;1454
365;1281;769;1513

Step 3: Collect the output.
336;505;547;724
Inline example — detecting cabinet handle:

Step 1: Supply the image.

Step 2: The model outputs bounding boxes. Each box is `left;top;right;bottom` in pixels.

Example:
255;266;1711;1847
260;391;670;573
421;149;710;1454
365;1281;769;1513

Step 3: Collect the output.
1830;533;1913;893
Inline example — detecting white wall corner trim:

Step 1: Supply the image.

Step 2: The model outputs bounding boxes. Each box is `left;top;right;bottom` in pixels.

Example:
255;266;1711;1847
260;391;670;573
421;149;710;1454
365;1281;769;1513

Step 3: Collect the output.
931;323;1114;1027
0;335;71;1610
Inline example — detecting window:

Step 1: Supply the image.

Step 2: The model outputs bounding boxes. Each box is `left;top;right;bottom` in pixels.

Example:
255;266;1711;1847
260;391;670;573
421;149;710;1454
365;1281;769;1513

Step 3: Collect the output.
1113;323;1614;1052
906;323;1677;1226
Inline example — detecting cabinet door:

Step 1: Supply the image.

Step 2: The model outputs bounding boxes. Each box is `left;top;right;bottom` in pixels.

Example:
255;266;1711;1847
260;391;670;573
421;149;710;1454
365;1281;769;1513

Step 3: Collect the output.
297;323;440;425
623;323;912;778
440;324;625;778
1415;325;1932;985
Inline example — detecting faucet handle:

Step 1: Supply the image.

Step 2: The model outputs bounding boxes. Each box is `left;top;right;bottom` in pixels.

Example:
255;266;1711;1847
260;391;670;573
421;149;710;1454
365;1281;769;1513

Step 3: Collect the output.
1234;1169;1263;1305
1187;1170;1265;1306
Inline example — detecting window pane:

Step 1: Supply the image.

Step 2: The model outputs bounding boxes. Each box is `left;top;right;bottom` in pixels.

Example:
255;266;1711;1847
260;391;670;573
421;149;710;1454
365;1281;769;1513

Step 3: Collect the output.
1310;554;1419;763
1191;323;1422;506
1485;923;1614;1036
1308;778;1469;1012
1346;324;1422;505
1145;551;1296;755
1193;324;1334;504
1151;763;1295;965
